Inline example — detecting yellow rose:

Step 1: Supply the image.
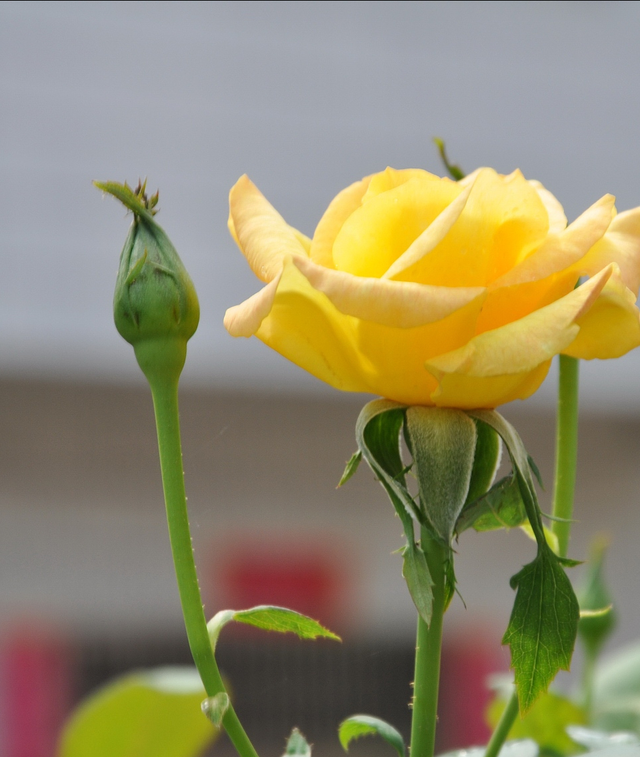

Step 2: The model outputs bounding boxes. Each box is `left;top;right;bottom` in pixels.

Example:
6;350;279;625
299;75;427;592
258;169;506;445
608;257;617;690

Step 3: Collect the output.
224;167;640;408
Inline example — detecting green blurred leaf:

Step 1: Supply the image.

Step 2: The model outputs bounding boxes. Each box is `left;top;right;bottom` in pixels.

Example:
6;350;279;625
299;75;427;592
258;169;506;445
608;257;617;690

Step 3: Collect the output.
487;690;586;755
457;475;526;534
339;714;406;757
502;549;579;713
207;606;340;651
284;728;311;757
402;543;434;626
578;537;617;656
338;450;362;487
57;667;215;757
593;642;640;734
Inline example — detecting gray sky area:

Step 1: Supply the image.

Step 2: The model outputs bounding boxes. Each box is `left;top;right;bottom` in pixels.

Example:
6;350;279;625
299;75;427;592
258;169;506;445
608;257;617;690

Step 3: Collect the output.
2;1;640;410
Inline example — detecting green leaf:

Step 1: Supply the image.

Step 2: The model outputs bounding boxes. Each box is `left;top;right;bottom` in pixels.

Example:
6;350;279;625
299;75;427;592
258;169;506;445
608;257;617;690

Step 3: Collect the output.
468;411;580;713
502;549;579;713
456;475;526;534
487;690;586;756
437;740;539;757
405;407;477;544
339;714;406;757
338;450;362;487
207;605;340;651
520;522;560;555
201;692;229;728
284;728;311;757
465;420;502;507
355;400;420;531
402;543;434;625
57;667;216;757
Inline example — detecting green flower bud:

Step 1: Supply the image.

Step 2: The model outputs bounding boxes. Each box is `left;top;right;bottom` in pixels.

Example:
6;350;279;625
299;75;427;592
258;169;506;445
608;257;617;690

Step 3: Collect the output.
96;180;200;384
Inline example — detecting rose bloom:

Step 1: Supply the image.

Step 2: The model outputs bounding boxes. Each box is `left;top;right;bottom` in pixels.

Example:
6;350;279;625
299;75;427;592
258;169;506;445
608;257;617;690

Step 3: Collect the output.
224;168;640;408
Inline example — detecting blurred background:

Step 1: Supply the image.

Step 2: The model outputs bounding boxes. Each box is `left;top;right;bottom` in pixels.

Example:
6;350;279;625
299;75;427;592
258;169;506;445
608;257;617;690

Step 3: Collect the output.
2;1;640;755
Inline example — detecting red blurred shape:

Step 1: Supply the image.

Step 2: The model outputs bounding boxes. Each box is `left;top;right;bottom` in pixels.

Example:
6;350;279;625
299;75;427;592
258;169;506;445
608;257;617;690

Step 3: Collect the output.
214;539;346;631
436;632;505;751
1;626;72;757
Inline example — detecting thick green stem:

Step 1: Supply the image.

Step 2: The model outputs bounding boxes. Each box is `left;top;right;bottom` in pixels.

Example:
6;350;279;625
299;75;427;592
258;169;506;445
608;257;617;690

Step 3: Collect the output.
149;377;258;757
410;533;446;757
485;355;580;756
551;354;580;559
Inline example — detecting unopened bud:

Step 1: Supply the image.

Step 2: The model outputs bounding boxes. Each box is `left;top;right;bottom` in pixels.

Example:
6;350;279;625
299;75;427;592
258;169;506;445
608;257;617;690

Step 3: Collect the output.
96;180;199;383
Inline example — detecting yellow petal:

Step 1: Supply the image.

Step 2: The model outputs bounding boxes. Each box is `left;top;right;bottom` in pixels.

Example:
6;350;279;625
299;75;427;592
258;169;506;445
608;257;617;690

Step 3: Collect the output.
477;270;577;334
228;175;309;283
495;194;615;288
332;175;462;278
570;207;640;296
429;362;552;409
383;180;475;280
354;295;486;404
528;180;567;234
224;256;485;404
361;167;442;203
223;274;281;337
562;265;640;359
426;265;612;379
292;255;484;328
389;169;550;287
310;176;372;269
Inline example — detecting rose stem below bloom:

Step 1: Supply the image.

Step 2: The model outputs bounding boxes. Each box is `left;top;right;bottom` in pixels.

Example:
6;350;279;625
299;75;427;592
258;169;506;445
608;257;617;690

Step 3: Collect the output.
551;354;580;558
149;375;259;757
409;530;446;757
484;354;580;757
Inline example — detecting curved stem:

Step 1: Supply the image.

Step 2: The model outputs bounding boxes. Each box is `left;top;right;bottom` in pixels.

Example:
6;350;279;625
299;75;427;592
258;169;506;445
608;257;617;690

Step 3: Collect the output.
150;377;258;757
551;355;580;558
410;532;446;757
485;355;580;756
484;691;519;757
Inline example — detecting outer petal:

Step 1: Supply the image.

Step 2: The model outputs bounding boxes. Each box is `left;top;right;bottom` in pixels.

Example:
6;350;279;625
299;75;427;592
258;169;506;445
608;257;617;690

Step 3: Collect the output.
291;254;485;328
424;266;614;407
569;207;640;296
224;256;485;404
528;180;567;234
229;175;309;283
562;265;640;359
494;195;615;288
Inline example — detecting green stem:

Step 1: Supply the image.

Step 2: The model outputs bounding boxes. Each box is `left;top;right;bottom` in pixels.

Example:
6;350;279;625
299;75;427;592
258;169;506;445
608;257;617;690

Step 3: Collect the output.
484;691;519;757
149;377;258;757
485;355;581;757
551;354;580;559
410;532;446;757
